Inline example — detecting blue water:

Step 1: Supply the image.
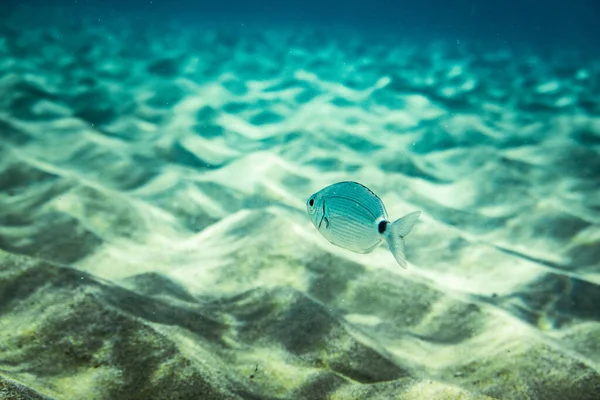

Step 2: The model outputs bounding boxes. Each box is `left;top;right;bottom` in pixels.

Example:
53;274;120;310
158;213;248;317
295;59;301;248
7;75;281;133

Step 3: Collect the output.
4;0;599;49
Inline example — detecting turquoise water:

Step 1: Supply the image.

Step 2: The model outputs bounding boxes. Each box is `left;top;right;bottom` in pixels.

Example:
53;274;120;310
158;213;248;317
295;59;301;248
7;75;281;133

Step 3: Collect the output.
0;2;599;399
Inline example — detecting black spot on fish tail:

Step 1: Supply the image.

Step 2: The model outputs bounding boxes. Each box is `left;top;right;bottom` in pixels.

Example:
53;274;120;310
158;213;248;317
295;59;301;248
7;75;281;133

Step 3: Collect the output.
378;220;388;234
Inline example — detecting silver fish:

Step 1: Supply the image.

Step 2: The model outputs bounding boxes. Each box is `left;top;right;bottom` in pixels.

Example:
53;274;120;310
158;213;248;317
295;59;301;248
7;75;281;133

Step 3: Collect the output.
306;181;420;268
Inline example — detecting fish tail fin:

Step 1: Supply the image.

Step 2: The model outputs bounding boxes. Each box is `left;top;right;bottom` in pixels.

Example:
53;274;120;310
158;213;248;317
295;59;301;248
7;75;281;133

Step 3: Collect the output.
384;211;421;269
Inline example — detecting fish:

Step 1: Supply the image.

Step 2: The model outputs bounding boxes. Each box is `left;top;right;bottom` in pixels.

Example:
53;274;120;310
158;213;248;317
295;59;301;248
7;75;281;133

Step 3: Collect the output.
305;181;421;269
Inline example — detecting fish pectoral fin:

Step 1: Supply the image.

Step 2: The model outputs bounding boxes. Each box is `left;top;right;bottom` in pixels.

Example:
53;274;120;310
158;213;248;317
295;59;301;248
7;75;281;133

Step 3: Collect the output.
321;199;330;229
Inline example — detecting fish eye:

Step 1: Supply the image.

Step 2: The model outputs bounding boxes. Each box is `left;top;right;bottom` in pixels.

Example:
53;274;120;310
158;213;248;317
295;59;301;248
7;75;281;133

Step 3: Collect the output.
309;198;314;207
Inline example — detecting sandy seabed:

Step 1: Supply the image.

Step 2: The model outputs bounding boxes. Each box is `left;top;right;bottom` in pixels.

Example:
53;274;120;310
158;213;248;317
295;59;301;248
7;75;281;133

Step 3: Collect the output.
1;13;600;400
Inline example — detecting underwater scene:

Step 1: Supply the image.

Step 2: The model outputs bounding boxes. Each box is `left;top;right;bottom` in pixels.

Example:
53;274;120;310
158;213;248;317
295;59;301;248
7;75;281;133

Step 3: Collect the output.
1;0;600;399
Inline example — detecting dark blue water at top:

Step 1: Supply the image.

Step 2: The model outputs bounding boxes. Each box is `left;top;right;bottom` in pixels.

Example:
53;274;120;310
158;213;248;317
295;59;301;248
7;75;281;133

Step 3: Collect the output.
2;0;599;52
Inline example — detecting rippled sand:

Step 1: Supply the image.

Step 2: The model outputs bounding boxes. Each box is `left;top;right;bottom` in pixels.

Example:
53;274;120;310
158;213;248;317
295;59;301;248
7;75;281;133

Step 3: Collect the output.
1;13;600;400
